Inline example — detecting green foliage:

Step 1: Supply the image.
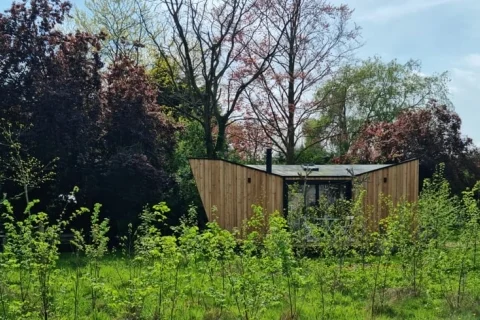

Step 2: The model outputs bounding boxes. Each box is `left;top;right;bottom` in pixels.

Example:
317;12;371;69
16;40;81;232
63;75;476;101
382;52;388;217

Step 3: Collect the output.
70;203;110;319
172;120;206;214
0;0;179;233
149;55;190;119
73;0;151;64
0;189;85;319
340;103;480;194
314;57;450;154
294;143;333;165
0;121;58;205
1;167;480;319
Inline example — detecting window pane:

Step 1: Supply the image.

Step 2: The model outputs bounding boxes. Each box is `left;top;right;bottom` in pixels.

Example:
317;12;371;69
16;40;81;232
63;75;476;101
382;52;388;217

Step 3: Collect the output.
288;184;316;214
319;184;346;203
304;185;316;207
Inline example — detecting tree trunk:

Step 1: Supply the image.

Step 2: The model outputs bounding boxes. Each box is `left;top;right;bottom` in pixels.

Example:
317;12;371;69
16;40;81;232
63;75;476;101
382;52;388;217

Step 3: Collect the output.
214;117;228;159
204;116;215;159
285;0;300;165
339;91;349;155
286;115;295;164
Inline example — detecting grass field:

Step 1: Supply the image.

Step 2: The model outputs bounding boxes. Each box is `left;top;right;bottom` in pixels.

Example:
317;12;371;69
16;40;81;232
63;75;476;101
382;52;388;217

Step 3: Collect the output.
2;250;480;320
1;174;480;319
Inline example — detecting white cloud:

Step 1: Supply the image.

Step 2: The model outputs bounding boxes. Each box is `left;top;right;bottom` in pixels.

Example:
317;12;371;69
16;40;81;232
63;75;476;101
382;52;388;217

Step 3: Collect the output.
358;0;462;22
448;67;480;144
450;55;480;91
449;85;460;94
464;54;480;68
451;68;480;89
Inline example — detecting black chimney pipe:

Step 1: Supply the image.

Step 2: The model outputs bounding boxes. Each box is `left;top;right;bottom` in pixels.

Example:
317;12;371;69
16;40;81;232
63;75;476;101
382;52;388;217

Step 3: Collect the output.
266;148;272;174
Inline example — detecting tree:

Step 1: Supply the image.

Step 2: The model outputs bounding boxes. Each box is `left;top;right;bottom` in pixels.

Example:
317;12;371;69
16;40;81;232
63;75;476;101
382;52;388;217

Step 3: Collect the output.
226;119;272;163
241;0;360;164
97;58;178;232
149;54;192;120
138;0;291;159
313;57;450;154
295;118;334;164
0;0;105;208
338;101;480;193
0;0;179;229
0;121;57;205
74;0;152;65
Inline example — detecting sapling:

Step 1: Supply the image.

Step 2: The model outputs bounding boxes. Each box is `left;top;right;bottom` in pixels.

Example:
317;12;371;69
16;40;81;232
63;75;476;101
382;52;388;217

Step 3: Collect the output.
447;181;480;309
199;218;236;315
378;206;394;310
69;204;95;320
264;211;302;319
1;200;36;315
114;222;145;319
0;120;57;209
174;205;201;308
463;182;480;271
81;203;110;319
0;235;9;319
386;197;425;295
228;229;272;319
70;228;85;320
36;191;85;320
416;166;460;306
306;198;340;318
369;209;395;318
117;202;186;319
138;203;180;319
1;187;84;320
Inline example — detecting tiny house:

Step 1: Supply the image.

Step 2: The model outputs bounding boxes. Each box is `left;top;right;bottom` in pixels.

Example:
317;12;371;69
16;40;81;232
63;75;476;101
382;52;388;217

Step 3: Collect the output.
189;151;419;231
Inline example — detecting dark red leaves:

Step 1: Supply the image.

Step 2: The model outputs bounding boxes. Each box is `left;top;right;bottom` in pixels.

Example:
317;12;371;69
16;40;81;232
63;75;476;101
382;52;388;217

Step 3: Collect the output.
0;0;178;222
337;100;480;192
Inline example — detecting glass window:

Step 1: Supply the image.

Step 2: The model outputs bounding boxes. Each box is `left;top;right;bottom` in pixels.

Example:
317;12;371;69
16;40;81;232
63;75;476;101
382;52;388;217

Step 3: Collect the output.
287;181;350;213
303;184;316;207
319;184;346;204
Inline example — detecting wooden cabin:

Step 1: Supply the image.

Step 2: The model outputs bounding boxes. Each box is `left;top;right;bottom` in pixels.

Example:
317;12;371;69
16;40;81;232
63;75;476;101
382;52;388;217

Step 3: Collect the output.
189;154;419;231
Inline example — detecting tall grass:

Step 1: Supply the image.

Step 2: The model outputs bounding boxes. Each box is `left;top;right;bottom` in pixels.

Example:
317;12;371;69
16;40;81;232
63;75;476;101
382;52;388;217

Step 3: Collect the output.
0;171;480;319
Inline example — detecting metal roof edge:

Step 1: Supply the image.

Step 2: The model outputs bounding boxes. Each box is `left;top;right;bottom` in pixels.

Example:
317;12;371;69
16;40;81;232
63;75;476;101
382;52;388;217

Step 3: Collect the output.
188;158;419;179
188;157;284;178
353;158;419;176
246;163;396;178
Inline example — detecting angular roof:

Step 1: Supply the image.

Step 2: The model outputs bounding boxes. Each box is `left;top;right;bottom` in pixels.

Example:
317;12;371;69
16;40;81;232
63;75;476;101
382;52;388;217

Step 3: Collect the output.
246;164;394;178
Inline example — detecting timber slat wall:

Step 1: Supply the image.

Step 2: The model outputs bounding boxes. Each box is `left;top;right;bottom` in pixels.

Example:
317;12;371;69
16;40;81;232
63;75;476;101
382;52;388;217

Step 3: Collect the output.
191;159;419;231
357;159;419;226
189;159;284;230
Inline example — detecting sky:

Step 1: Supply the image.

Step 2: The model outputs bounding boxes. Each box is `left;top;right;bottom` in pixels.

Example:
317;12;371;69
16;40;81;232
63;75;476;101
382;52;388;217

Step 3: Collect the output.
334;0;480;144
67;0;480;144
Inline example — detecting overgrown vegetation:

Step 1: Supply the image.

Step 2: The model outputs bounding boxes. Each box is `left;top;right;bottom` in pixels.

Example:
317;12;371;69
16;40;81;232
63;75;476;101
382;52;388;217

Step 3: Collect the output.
1;1;480;318
1;169;479;319
1;0;479;235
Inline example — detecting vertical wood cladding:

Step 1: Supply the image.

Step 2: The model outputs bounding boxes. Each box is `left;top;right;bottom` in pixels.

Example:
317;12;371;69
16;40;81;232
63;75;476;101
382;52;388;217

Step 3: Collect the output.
189;159;284;230
190;159;419;231
356;159;419;226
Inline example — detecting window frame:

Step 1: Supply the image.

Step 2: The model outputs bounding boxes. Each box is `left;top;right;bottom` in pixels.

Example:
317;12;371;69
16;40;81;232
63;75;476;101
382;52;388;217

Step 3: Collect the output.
283;179;353;217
